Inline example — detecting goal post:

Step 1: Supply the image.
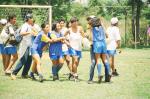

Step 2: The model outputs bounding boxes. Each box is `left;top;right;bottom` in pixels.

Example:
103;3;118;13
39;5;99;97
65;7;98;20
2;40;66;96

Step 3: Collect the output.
0;5;52;30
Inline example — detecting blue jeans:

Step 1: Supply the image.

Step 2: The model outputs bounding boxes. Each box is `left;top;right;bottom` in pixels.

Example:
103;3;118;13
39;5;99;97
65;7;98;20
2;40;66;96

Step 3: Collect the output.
89;45;96;81
12;47;32;76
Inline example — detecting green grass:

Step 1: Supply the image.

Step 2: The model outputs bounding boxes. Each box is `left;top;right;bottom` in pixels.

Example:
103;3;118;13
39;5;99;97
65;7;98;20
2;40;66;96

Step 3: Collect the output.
0;48;150;99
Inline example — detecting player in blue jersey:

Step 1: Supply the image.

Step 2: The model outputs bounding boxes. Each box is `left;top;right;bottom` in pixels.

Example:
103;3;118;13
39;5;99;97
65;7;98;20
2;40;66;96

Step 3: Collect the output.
30;23;52;82
49;21;66;81
91;17;111;83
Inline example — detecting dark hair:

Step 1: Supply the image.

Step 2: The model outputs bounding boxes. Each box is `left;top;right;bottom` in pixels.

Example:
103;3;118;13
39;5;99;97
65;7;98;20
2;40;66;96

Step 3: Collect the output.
52;21;59;31
25;13;33;22
41;23;49;29
66;21;70;28
8;14;16;22
86;17;92;21
91;17;102;27
70;17;78;23
59;18;65;23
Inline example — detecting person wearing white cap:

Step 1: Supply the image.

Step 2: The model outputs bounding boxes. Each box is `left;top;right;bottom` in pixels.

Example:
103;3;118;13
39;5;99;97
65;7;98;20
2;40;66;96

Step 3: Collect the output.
0;15;18;75
0;19;7;71
106;17;121;76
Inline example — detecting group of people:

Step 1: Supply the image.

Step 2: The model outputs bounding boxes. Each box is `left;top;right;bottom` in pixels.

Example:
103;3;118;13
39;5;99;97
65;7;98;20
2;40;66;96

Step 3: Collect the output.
0;14;121;83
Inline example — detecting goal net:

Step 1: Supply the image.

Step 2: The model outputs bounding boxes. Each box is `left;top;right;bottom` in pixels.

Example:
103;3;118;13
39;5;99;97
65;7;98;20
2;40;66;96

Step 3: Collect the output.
0;5;52;28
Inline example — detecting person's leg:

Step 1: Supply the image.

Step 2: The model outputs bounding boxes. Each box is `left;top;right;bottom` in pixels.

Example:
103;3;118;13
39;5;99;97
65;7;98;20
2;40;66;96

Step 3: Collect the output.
51;59;59;81
4;54;11;72
2;54;7;71
57;57;64;73
64;55;72;73
30;60;37;80
72;55;79;81
101;54;111;82
22;55;32;77
89;46;96;81
5;53;18;73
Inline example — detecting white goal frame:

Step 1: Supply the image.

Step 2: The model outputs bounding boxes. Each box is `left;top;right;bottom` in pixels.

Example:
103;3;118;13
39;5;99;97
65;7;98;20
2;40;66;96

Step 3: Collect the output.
0;5;52;30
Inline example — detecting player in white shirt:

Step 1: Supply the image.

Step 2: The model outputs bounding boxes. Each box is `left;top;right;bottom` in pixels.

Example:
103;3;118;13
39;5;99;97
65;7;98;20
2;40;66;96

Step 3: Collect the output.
65;17;84;82
106;17;121;76
59;19;72;76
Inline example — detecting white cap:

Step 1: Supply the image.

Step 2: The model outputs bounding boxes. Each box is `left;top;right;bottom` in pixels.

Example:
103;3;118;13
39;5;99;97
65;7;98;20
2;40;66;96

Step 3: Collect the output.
111;17;118;25
89;15;96;18
0;19;7;25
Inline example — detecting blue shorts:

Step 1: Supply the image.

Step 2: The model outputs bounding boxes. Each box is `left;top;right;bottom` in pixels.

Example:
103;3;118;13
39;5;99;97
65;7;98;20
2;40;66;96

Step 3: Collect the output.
0;44;5;54
4;46;17;55
69;48;82;59
50;54;63;60
107;50;116;56
93;41;107;54
62;50;70;56
31;48;42;58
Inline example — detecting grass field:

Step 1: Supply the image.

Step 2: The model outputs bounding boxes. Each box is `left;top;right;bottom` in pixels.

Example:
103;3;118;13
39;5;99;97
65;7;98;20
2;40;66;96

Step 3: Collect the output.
0;48;150;99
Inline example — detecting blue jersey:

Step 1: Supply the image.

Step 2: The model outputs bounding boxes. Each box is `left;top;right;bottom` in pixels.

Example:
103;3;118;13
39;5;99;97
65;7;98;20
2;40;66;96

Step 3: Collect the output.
92;26;105;41
49;31;63;56
31;31;48;54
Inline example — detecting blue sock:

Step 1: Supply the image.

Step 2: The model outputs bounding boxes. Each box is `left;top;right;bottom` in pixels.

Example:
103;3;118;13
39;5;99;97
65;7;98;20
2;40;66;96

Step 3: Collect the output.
52;65;58;76
104;62;110;76
97;64;102;76
57;63;63;73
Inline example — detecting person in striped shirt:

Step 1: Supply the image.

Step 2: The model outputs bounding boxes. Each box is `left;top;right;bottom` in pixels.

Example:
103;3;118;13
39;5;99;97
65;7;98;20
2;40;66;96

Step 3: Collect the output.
49;21;65;81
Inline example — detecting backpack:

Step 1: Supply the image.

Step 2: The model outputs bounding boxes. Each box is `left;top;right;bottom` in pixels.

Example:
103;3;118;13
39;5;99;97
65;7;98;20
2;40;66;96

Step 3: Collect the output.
4;26;25;46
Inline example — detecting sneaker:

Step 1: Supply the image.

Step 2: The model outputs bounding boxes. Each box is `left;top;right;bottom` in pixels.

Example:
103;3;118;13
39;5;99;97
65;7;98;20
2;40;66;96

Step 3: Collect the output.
39;75;44;82
98;76;103;83
112;69;119;76
105;75;111;82
74;76;79;82
11;73;16;80
88;80;94;84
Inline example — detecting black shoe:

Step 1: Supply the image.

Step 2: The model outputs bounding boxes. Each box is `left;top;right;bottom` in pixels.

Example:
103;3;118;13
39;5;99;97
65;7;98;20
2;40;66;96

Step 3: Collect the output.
112;69;119;76
29;73;36;80
105;75;111;82
98;76;103;83
39;75;44;82
53;75;58;81
56;74;59;80
68;73;73;80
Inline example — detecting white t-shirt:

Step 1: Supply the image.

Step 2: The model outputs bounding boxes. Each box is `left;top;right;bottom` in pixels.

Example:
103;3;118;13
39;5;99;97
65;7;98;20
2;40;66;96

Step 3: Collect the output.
61;27;69;52
106;26;121;50
69;28;82;51
19;22;33;58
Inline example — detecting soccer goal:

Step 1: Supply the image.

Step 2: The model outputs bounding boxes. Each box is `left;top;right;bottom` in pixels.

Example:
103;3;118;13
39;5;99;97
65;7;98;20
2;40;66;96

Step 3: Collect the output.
0;5;52;29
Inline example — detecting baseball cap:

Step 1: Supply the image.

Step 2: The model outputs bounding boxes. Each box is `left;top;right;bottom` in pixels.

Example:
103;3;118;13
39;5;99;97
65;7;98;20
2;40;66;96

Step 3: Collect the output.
111;17;118;24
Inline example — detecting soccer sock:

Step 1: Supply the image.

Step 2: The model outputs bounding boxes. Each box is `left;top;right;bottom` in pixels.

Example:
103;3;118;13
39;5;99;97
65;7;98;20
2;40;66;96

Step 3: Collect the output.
52;65;58;76
57;63;63;73
97;64;102;76
104;62;110;76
